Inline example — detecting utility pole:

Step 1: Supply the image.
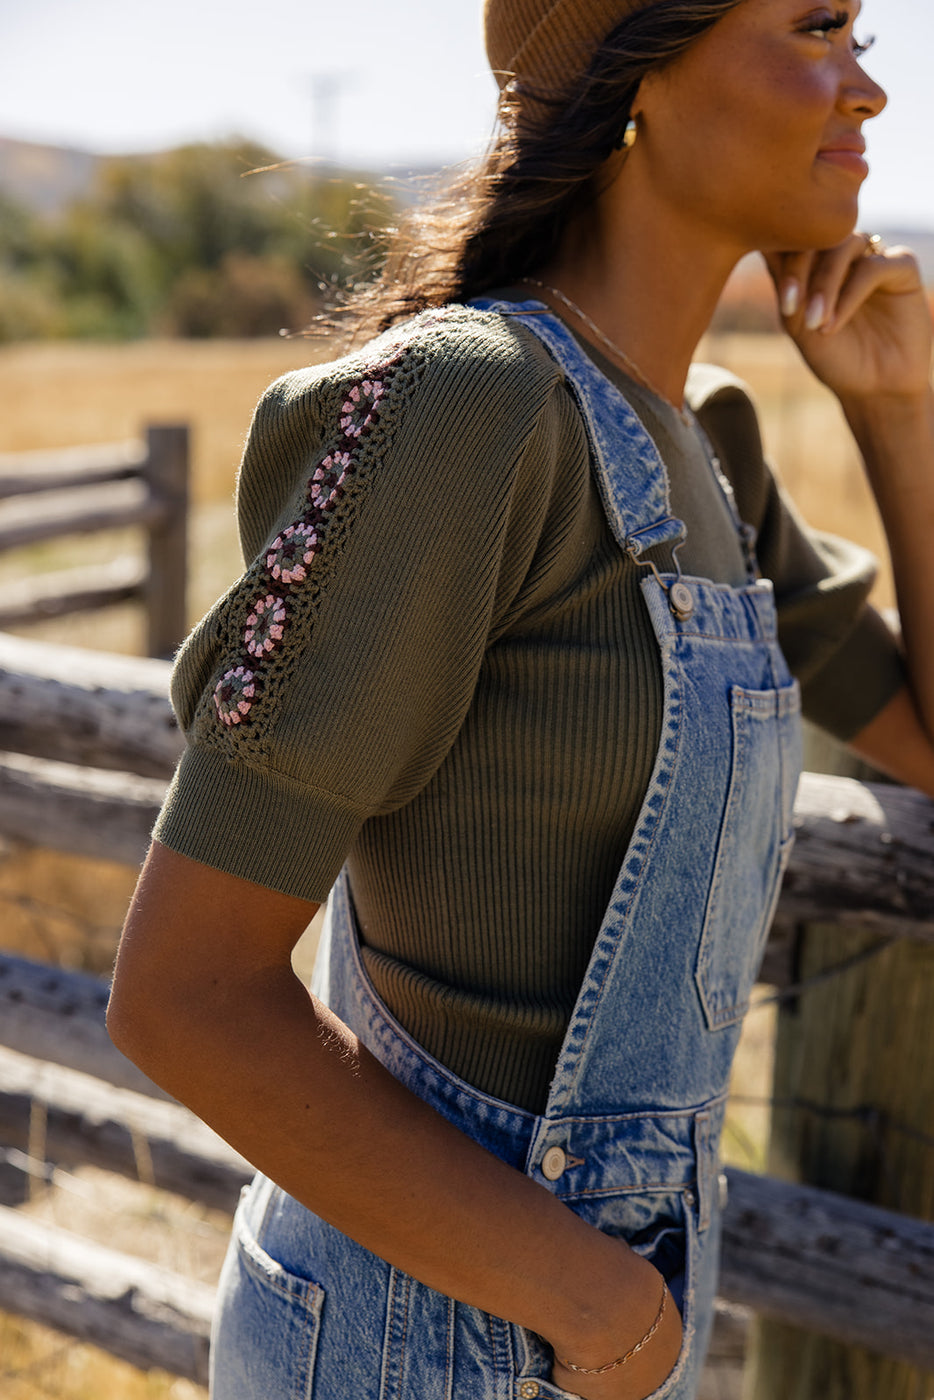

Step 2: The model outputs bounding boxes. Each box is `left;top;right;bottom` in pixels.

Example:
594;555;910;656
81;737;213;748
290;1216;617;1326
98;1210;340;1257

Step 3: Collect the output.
310;73;350;166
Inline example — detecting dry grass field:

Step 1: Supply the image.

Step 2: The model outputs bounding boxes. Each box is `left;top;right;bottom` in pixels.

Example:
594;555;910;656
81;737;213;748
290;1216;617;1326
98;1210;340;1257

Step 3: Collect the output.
0;330;893;1396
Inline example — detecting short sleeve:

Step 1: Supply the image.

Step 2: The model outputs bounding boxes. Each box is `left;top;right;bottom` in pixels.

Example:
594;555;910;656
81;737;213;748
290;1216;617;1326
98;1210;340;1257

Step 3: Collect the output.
693;371;906;742
153;308;567;900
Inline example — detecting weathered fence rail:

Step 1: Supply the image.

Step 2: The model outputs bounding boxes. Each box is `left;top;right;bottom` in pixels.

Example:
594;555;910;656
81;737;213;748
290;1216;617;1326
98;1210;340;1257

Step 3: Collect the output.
0;427;189;658
0;631;183;776
3;637;933;935
0;1044;250;1211
1;634;933;1385
0;1203;215;1385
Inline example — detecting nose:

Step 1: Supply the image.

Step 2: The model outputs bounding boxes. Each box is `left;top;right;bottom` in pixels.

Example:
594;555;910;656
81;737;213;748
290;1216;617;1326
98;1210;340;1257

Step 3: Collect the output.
842;60;887;121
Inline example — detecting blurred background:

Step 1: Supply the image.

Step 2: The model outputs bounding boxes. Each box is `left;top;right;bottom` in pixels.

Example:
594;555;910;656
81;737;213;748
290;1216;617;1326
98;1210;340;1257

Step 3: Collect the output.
1;0;933;344
0;3;932;1397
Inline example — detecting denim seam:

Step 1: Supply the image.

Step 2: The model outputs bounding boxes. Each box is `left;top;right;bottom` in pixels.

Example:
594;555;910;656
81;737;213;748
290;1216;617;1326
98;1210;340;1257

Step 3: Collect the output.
444;1296;455;1400
552;1178;699;1202
379;1268;412;1400
233;1214;323;1310
553;640;686;1111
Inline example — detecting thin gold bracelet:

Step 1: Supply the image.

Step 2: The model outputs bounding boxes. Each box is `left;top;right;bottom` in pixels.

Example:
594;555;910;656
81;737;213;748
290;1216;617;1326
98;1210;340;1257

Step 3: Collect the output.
555;1280;669;1377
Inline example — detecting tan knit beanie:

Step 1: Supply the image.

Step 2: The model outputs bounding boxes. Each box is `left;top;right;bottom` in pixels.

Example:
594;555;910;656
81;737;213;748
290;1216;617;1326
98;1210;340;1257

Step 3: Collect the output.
483;0;644;101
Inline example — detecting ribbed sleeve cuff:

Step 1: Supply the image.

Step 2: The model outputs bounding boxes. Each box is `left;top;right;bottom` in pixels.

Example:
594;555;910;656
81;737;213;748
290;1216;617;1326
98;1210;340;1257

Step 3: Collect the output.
802;606;907;742
153;743;365;903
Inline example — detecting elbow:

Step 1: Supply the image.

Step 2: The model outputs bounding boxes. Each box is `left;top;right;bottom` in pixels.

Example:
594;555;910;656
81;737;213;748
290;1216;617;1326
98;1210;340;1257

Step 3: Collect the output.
105;980;144;1061
106;983;157;1078
106;965;186;1089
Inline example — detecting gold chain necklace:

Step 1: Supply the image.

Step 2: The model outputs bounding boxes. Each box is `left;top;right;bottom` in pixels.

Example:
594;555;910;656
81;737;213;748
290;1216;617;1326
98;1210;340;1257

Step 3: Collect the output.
519;278;693;426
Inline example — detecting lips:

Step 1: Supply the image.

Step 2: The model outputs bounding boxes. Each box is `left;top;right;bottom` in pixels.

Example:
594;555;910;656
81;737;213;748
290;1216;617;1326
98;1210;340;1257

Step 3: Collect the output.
817;134;869;177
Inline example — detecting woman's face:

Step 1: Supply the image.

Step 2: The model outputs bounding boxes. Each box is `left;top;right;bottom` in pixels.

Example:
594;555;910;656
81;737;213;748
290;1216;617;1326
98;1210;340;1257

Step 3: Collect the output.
629;0;887;254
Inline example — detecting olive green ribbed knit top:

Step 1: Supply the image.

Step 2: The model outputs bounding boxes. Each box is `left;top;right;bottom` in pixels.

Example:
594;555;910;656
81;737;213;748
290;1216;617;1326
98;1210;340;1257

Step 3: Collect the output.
155;304;904;1112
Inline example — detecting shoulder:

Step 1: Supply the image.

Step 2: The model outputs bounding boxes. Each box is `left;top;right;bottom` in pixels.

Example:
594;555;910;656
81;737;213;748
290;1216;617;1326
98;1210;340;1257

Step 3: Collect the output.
237;305;570;563
685;361;771;526
253;305;565;439
686;362;762;451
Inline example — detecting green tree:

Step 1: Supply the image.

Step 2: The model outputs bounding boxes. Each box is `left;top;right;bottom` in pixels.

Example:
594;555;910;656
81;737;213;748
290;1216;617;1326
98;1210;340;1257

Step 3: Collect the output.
0;141;398;341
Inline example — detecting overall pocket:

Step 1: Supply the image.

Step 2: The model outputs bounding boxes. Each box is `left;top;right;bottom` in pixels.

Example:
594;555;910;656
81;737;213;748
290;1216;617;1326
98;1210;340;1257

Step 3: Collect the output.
510;1192;701;1400
210;1191;325;1400
695;681;801;1030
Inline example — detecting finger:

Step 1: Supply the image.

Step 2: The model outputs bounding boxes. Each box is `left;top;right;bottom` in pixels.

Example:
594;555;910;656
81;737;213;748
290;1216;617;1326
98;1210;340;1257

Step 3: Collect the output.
828;245;924;333
795;232;872;333
763;249;816;325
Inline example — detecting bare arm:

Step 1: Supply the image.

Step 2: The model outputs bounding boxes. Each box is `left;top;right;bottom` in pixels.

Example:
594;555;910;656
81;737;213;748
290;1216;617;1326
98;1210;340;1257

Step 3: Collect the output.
768;237;934;793
839;391;934;796
849;678;934;799
108;840;681;1400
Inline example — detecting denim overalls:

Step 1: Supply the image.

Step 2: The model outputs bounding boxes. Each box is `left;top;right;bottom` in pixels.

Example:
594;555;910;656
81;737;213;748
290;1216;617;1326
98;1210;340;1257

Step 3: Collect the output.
211;303;803;1400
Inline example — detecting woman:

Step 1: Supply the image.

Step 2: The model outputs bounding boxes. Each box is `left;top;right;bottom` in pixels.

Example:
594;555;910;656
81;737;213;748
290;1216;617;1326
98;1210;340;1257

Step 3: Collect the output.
108;1;934;1397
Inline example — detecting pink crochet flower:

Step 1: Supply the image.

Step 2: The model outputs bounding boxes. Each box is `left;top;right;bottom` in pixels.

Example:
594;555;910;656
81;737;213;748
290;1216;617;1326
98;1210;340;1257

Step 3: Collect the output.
308;451;352;512
243;594;287;658
340;379;384;439
266;524;319;584
213;666;257;726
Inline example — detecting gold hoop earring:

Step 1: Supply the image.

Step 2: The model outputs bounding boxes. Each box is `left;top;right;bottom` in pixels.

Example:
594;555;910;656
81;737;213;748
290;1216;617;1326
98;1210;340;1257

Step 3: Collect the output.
612;118;638;153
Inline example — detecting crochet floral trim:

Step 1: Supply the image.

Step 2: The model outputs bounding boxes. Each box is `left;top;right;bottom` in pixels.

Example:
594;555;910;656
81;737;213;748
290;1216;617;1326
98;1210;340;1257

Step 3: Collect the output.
243;593;287;658
214;666;257;727
212;336;423;728
265;524;319;585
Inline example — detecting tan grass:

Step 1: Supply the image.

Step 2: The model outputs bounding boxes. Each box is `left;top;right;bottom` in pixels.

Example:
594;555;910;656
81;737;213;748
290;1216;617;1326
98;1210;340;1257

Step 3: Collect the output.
0;336;331;503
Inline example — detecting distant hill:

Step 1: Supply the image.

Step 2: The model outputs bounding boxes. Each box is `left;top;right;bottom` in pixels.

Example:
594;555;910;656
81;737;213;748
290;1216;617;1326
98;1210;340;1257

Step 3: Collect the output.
0;136;100;214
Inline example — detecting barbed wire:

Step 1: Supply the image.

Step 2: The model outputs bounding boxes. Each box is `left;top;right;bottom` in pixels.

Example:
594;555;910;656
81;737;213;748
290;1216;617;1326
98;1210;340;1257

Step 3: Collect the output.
728;1093;934;1153
749;934;899;1012
0;1142;97;1198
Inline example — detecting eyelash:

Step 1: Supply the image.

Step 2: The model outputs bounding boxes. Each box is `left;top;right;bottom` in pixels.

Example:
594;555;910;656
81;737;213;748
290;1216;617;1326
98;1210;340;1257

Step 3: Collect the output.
804;11;875;57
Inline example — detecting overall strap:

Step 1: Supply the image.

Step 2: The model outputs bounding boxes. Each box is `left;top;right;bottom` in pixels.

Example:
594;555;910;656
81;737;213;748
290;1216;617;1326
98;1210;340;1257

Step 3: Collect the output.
471;297;687;557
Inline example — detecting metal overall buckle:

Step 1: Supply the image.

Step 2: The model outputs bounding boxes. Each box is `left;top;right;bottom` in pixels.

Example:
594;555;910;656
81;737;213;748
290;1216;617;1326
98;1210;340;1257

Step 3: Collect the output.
625;518;695;622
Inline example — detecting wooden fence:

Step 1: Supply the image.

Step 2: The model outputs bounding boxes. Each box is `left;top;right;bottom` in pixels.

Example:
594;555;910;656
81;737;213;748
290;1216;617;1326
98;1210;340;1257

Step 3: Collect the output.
1;636;933;1389
0;426;189;659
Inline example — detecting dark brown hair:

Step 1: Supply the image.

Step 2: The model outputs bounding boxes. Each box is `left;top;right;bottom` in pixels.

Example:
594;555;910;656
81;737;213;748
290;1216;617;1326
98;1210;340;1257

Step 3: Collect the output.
345;0;742;339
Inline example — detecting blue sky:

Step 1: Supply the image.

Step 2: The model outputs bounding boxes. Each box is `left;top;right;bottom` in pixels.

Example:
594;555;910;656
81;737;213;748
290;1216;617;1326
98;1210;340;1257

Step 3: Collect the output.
0;0;931;230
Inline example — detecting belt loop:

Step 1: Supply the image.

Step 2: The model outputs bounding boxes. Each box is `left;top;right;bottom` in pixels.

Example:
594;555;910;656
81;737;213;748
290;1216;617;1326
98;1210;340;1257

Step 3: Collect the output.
693;1110;714;1233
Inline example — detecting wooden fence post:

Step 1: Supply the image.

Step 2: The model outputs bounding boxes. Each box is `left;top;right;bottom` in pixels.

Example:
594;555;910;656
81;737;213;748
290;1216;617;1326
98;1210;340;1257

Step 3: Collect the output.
743;728;934;1400
142;425;189;659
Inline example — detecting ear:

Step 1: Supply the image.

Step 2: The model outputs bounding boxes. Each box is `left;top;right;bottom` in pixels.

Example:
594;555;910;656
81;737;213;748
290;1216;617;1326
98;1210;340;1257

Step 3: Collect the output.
628;77;647;121
629;68;664;122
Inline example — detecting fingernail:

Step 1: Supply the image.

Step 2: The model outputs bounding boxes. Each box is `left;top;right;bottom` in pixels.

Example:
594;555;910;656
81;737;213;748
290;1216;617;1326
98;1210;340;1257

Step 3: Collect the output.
804;294;826;331
780;280;800;317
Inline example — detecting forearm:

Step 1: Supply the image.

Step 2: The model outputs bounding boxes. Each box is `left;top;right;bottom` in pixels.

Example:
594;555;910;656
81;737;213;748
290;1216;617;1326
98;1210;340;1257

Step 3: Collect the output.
841;387;934;741
110;934;653;1365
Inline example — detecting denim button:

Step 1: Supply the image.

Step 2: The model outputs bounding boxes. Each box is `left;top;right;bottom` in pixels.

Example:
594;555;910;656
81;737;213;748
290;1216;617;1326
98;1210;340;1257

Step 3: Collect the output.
669;582;695;621
683;1187;696;1208
541;1146;567;1181
520;1383;541;1398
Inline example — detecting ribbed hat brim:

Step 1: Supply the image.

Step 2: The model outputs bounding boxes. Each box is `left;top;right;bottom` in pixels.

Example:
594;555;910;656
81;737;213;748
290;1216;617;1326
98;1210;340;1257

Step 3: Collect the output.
484;0;641;96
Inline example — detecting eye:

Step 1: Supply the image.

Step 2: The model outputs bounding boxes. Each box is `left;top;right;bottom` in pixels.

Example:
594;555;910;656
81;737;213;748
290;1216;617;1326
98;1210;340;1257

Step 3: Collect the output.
801;10;875;56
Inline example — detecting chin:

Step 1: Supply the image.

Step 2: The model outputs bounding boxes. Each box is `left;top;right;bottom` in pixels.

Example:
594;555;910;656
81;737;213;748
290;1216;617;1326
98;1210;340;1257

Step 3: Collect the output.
776;209;861;253
811;196;864;248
